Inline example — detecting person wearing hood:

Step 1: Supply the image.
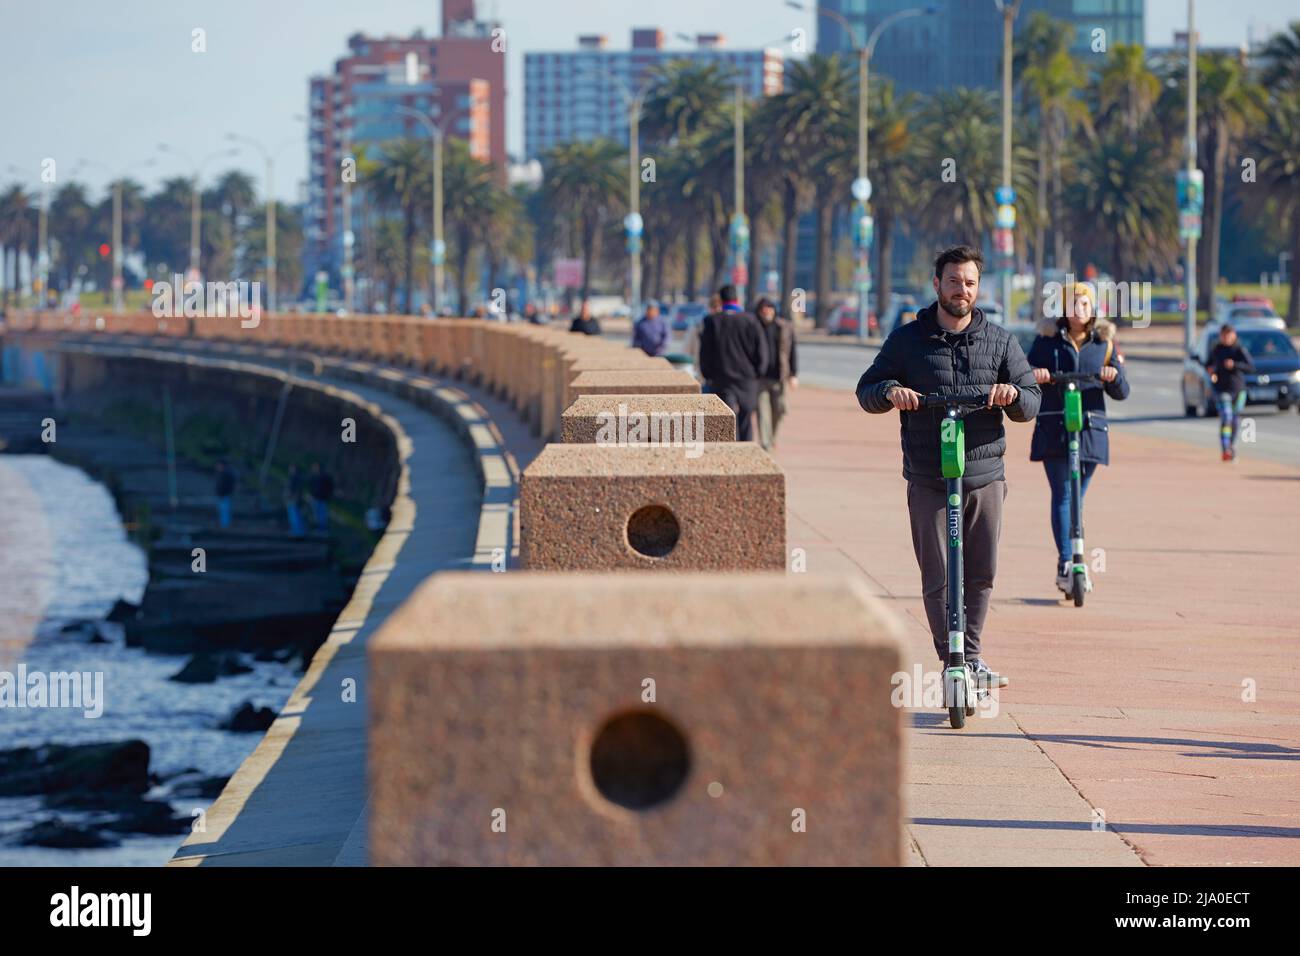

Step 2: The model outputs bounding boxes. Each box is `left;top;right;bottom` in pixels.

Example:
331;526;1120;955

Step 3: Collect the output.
856;245;1041;689
1027;282;1130;594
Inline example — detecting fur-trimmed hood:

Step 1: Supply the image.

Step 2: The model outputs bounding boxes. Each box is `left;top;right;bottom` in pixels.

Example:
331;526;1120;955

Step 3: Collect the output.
1037;316;1116;342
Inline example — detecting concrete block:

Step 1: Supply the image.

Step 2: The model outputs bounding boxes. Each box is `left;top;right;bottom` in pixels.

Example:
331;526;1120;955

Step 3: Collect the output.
561;393;736;444
520;442;784;570
368;571;905;866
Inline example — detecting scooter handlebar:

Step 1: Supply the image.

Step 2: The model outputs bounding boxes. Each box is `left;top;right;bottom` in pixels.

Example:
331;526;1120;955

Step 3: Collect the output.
1047;371;1103;385
920;391;992;410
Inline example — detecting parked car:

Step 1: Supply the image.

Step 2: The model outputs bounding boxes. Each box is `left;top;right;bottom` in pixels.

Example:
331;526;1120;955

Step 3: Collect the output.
670;302;709;332
832;302;878;336
1213;302;1284;330
1151;294;1186;314
1182;325;1300;416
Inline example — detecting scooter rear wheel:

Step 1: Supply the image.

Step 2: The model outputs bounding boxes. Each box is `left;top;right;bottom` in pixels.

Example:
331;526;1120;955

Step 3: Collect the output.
1072;574;1085;607
949;706;966;729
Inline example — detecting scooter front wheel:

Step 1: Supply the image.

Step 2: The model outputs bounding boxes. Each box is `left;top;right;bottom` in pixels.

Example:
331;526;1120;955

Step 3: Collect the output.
1072;574;1086;607
949;706;966;729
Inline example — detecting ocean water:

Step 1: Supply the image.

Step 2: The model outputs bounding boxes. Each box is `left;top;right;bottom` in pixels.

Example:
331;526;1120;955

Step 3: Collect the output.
0;455;300;866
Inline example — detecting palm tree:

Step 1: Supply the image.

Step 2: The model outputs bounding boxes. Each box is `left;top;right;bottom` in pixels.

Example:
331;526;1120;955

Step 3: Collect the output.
141;177;195;275
1246;93;1300;327
641;60;730;145
1260;21;1300;91
441;139;496;312
767;54;854;326
752;93;812;317
1019;14;1090;300
1067;127;1179;281
50;182;95;293
1097;43;1161;136
0;184;37;309
1193;54;1266;308
370;140;432;313
543;139;622;303
915;89;1004;248
863;78;920;323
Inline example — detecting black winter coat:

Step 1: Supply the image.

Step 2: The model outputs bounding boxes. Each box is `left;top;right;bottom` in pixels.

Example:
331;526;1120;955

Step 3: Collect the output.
1026;318;1130;465
856;304;1041;490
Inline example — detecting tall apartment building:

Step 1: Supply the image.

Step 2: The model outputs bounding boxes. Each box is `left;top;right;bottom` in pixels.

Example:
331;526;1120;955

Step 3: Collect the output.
305;0;504;286
524;29;784;160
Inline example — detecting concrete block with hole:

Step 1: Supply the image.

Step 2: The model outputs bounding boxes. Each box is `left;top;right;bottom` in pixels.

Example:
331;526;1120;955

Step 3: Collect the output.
561;393;736;444
519;443;784;570
368;571;905;866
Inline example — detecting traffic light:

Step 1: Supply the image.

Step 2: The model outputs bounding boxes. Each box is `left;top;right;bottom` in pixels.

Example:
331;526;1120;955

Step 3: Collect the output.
99;243;110;258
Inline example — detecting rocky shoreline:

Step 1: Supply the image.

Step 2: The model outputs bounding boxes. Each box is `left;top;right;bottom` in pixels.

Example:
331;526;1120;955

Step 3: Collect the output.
0;380;380;853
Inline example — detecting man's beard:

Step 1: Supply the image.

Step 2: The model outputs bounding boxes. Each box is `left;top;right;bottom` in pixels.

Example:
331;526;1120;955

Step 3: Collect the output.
938;292;973;318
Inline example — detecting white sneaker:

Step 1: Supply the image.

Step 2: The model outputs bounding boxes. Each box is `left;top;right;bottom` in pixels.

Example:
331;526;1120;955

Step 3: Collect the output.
1055;562;1071;594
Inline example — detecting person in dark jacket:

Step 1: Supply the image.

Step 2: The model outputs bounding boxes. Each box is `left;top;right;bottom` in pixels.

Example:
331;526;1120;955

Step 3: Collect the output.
856;245;1041;687
284;463;307;537
632;301;669;357
214;460;235;529
1026;282;1130;593
1205;323;1255;462
698;285;770;442
568;300;602;336
753;297;798;450
308;463;334;531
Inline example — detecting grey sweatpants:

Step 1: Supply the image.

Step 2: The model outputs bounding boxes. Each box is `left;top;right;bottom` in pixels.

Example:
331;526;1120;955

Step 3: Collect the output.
906;479;1007;663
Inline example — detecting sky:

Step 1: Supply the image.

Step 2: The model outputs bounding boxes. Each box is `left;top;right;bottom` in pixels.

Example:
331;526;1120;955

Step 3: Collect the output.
0;0;1295;204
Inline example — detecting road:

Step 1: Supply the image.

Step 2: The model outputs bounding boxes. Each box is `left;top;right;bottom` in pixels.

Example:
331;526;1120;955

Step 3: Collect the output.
790;340;1300;468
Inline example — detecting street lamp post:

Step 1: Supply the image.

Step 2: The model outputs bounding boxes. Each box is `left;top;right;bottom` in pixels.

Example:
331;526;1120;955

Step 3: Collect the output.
156;144;239;282
1184;0;1199;353
226;130;301;314
789;2;938;339
579;64;653;318
393;105;444;314
76;157;157;312
995;0;1023;322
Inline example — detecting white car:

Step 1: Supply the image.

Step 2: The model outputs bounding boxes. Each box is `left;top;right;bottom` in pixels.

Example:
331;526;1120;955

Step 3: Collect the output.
1214;302;1284;330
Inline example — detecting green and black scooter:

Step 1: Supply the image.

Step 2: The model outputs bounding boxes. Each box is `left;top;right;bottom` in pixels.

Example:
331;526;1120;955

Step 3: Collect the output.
923;390;995;730
1045;371;1103;608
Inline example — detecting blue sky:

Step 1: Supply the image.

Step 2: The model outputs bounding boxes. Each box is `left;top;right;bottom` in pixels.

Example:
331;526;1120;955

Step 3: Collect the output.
0;0;1294;203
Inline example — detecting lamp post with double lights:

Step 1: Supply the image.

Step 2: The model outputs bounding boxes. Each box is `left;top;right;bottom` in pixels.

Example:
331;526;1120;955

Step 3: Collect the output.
74;157;157;312
577;62;655;319
226;124;303;314
994;0;1023;322
392;105;444;314
155;144;240;282
788;2;939;338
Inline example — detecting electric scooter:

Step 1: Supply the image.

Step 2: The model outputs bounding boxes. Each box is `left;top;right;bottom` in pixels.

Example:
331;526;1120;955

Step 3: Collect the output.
921;390;993;730
1045;372;1103;608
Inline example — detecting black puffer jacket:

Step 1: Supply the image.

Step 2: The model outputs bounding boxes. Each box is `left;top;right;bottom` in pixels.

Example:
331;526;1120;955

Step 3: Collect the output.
856;304;1041;490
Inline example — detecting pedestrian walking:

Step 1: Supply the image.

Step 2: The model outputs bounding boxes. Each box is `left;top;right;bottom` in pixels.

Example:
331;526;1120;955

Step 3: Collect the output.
753;296;799;450
568;300;602;336
284;463;307;537
698;285;769;442
632;301;669;357
308;463;334;531
214;460;235;529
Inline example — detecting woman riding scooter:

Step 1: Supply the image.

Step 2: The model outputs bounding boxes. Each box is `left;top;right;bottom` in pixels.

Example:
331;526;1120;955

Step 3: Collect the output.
1027;283;1131;595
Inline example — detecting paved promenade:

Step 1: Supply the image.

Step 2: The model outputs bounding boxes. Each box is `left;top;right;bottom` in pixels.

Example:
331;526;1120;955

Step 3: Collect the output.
775;385;1300;865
